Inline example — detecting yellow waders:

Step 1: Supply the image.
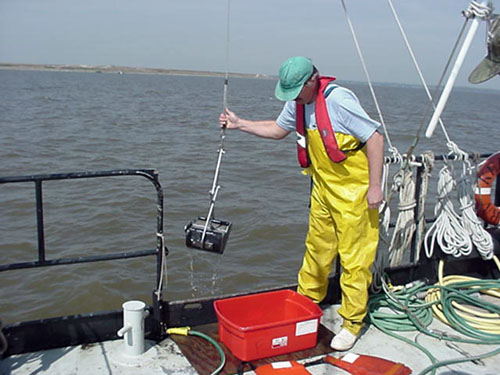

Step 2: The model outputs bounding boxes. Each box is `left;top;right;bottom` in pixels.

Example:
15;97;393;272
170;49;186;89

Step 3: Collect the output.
297;129;379;335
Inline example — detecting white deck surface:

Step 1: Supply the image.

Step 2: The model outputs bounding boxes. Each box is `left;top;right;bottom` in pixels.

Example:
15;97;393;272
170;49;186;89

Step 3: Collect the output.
1;304;499;375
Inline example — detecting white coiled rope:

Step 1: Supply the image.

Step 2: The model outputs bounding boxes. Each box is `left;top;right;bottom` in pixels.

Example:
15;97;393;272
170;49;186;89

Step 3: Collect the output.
424;141;494;260
386;152;434;266
458;159;494;259
413;151;434;262
388;166;416;267
424;158;473;258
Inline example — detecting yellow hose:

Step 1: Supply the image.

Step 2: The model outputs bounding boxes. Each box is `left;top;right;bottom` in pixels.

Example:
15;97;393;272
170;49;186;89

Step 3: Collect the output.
424;259;500;334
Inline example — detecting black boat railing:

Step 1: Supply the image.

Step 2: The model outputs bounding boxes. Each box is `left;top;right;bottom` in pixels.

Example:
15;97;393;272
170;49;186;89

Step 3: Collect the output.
0;169;167;354
0;169;165;272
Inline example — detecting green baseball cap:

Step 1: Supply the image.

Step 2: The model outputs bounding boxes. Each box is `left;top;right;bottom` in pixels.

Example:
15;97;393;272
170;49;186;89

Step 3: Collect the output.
275;56;314;101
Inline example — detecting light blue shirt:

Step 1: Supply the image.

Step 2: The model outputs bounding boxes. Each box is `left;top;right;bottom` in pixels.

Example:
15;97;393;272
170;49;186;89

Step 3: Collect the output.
276;84;380;142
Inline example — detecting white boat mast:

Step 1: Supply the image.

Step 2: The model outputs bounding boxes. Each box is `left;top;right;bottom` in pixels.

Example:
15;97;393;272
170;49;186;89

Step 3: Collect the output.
425;0;492;138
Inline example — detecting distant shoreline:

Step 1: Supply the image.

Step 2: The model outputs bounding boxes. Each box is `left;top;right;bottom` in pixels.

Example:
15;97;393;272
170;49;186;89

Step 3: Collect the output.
0;62;273;79
2;62;498;93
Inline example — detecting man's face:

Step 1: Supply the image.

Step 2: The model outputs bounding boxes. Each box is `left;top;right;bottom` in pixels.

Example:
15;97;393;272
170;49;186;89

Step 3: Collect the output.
295;73;318;105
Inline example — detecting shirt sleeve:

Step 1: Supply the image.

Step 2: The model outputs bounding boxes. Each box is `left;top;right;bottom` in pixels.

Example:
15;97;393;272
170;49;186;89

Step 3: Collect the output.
328;88;381;142
276;101;297;132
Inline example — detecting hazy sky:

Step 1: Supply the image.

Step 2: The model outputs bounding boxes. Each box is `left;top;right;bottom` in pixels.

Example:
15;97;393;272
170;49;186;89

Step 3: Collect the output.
1;0;499;90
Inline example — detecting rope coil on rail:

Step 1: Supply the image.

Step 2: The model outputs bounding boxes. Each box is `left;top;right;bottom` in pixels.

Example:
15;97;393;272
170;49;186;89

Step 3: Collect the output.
423;142;495;260
458;159;494;259
388;167;417;267
413;152;434;262
424;160;473;258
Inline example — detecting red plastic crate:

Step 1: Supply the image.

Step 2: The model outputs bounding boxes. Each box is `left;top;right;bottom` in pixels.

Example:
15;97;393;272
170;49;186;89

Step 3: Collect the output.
213;290;323;361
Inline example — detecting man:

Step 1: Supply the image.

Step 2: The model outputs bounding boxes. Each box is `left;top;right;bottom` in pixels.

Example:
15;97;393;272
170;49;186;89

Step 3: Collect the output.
219;56;384;351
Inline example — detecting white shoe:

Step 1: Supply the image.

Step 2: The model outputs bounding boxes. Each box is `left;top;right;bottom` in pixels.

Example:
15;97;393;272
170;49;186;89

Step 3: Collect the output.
330;328;358;351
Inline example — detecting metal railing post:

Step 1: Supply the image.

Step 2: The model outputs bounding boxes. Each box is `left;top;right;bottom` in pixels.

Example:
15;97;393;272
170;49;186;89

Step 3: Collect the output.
34;180;46;263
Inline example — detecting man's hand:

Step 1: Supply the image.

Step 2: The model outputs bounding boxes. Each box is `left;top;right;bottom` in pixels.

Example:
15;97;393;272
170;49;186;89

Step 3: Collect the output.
219;108;239;129
367;186;384;210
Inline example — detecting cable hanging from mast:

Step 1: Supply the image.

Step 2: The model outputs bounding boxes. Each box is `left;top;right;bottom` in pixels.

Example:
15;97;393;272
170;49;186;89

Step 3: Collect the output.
339;0;398;160
184;0;233;254
200;0;232;247
222;0;231;111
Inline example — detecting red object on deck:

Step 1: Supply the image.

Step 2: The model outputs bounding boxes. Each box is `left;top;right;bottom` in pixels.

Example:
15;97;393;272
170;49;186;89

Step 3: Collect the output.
214;290;322;361
255;360;311;375
324;353;412;375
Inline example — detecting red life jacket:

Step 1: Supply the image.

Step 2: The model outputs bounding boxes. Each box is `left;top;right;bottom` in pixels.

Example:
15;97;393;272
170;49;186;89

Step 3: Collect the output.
296;76;347;168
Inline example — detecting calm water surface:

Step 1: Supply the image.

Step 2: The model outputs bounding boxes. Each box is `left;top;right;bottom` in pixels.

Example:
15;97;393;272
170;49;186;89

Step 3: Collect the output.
1;69;499;323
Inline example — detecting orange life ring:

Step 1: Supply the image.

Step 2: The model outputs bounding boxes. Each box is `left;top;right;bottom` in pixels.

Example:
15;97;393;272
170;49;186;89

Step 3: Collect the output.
475;152;500;226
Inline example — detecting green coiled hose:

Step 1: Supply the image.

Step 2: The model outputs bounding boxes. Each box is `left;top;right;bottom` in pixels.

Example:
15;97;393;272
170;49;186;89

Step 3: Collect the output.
367;261;500;375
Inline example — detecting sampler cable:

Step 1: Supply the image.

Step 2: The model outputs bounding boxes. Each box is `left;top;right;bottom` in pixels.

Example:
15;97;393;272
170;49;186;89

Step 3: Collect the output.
184;0;233;254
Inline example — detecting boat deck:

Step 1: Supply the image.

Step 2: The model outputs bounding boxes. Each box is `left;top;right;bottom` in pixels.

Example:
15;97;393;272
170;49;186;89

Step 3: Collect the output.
2;303;499;375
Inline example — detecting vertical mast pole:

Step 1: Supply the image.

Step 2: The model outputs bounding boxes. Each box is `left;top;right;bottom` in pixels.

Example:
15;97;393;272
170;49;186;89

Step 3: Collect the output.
425;1;489;138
